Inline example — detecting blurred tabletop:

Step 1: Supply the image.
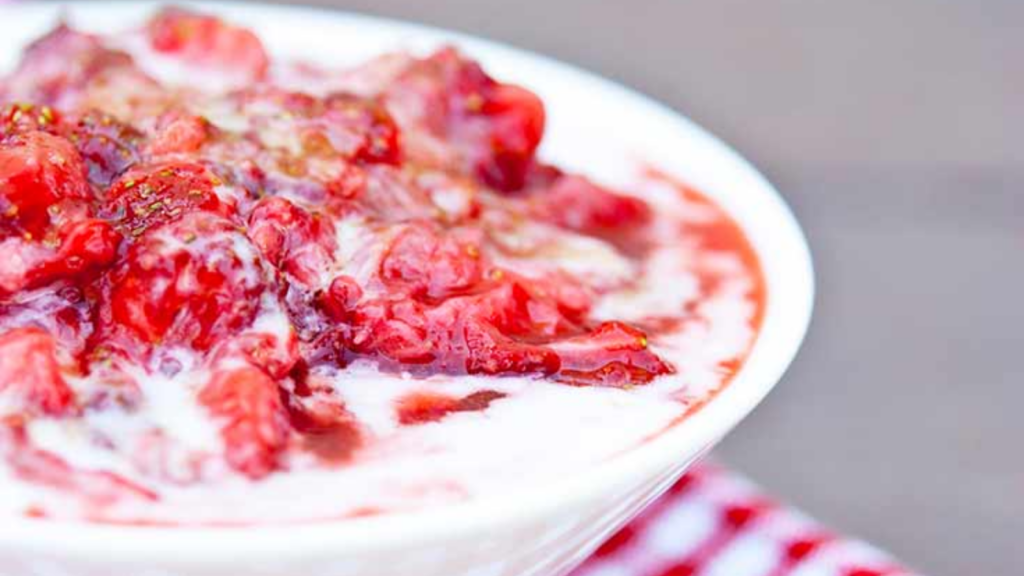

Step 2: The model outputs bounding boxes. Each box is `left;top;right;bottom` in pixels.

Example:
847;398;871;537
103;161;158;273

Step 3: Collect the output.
213;0;1024;573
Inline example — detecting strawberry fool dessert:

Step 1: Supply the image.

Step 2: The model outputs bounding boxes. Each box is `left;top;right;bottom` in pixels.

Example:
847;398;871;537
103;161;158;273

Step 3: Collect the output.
0;8;765;525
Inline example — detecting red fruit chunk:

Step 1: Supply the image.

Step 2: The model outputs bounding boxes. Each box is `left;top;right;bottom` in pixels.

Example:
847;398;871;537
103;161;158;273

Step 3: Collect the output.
0;285;93;360
102;162;228;237
389;48;545;191
247;197;336;288
551;321;672;386
469;277;583;340
147;8;269;81
236;88;401;167
0;103;62;141
3;26;134;106
349;299;434;365
396;389;506;425
318;94;401;165
292;327;351;371
246;202;306;262
0;129;117;295
344;289;565;377
319;275;363;322
330;268;669;386
460;318;560;376
0;328;75;416
425;279;663;385
211;331;300;381
0;131;91;239
322;269;666;387
0;239;56;297
414;170;482;224
380;223;485;300
0;219;121;298
67;111;143;186
45;218;121;278
105;213;265;352
353;164;435;220
199;365;289;479
533;175;651;238
471;83;546;191
565;321;650;352
145;112;210;156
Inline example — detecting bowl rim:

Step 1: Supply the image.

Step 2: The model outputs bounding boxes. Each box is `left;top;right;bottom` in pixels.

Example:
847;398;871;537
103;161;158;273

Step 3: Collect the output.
0;0;815;561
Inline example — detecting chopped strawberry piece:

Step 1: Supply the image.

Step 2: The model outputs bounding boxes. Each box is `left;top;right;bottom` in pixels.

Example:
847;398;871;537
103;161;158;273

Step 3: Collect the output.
145;112;210;156
233;88;401;171
472;83;546;191
319;276;363;322
566;321;651;352
0;219;121;298
318;269;665;386
0;103;62;140
103;213;266;352
66;110;143;187
353;164;435;220
210;331;301;382
552;321;672;386
0;129;118;295
0;284;93;361
538;272;594;325
470;277;583;340
2;26;134;106
348;299;434;365
247;197;337;288
396;390;506;425
101;162;230;237
147;8;269;81
293;326;351;370
0;240;53;297
533;174;651;240
460;318;561;376
387;48;546;191
380;222;485;300
0;131;91;239
199;365;289;479
342;289;563;377
414;170;482;224
319;93;402;165
0;328;75;416
47;218;122;277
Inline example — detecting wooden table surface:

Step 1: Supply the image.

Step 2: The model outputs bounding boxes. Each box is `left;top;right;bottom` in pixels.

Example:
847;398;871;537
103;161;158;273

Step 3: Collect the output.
164;0;1024;573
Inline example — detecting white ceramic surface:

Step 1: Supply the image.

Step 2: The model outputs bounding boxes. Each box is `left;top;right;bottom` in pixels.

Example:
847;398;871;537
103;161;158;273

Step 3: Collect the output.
0;2;814;575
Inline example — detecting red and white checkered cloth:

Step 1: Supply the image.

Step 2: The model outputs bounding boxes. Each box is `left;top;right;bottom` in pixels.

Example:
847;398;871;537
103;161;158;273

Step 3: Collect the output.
571;462;921;576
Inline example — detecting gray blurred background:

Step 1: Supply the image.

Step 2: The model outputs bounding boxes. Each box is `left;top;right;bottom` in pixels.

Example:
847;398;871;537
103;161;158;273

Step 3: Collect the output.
145;0;1024;573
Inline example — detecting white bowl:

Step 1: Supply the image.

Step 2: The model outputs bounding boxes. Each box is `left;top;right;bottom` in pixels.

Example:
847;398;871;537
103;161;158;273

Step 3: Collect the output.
0;2;814;575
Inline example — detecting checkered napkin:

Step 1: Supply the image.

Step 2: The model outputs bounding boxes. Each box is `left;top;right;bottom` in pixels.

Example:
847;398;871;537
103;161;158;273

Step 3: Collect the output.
570;462;921;576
